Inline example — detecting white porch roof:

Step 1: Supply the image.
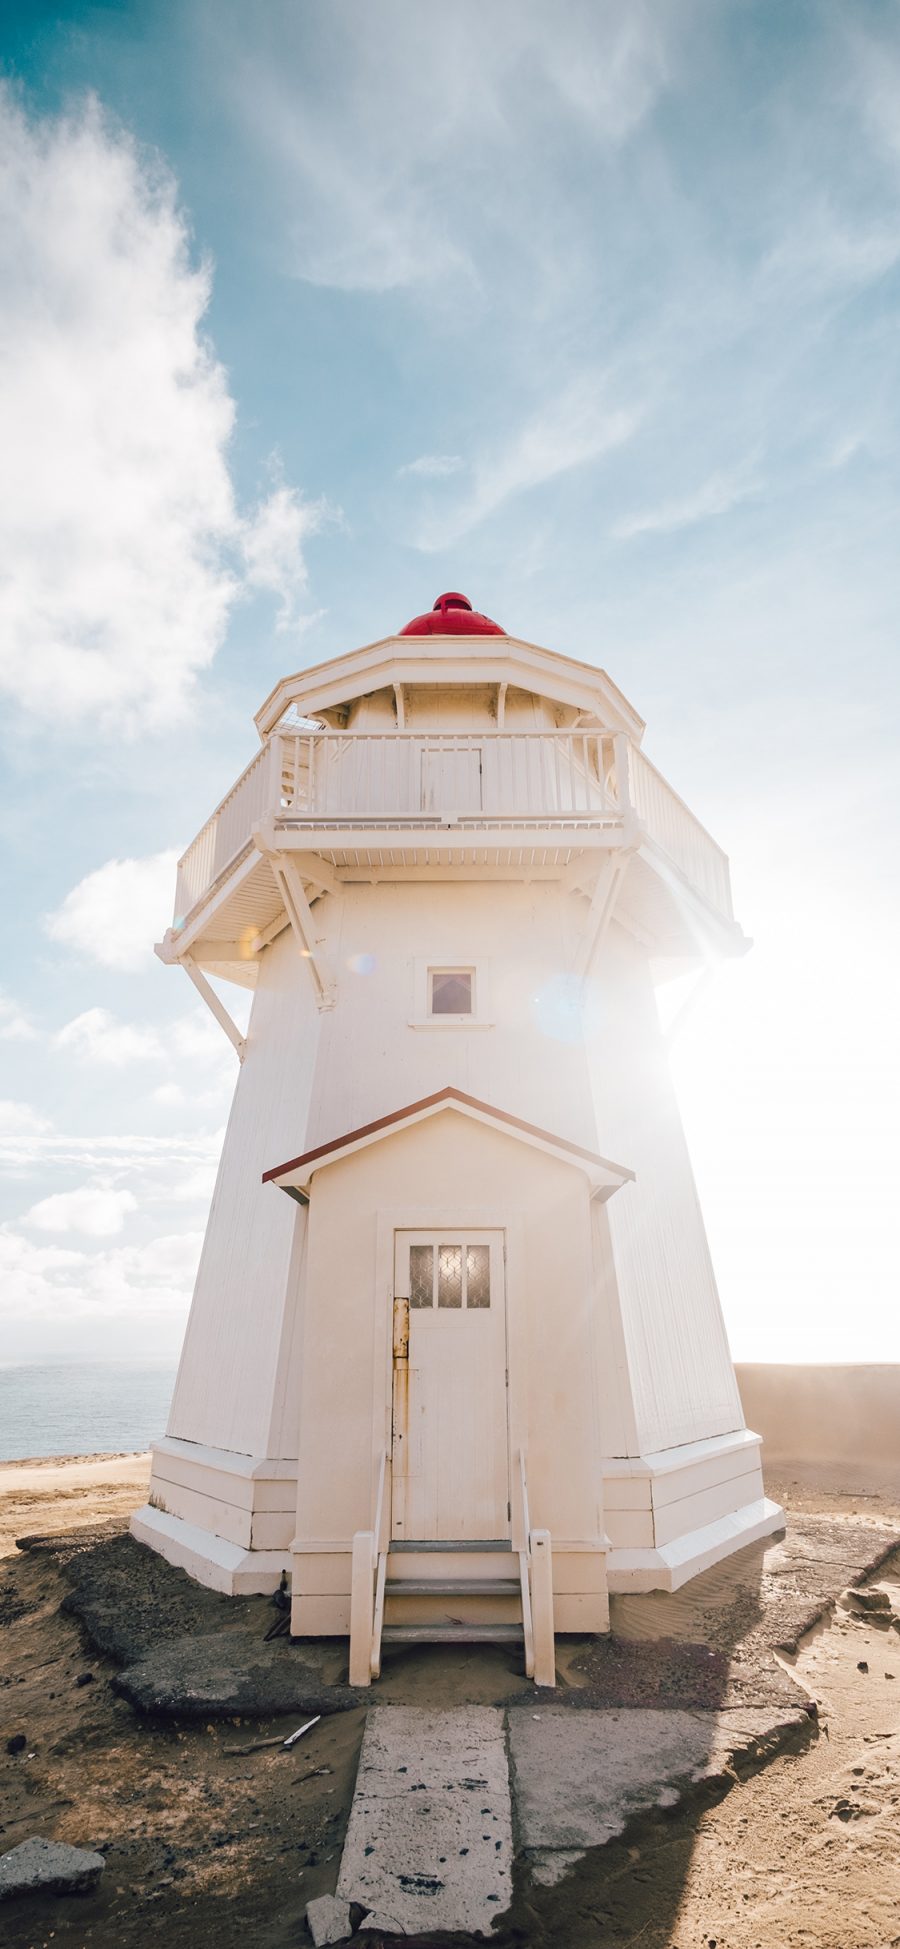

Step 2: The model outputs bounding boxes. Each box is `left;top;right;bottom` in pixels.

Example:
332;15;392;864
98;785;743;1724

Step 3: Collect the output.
263;1085;634;1203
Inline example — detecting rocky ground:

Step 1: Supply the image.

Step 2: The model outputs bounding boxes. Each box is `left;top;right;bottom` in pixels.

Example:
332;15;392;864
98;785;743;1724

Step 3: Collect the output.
0;1459;898;1946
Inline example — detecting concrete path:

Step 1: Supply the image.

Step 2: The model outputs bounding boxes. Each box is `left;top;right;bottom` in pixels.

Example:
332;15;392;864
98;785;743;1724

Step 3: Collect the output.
336;1706;512;1934
508;1702;810;1885
332;1700;810;1931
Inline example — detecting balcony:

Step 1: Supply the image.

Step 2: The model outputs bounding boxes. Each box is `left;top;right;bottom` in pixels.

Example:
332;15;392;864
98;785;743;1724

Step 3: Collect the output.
171;729;735;965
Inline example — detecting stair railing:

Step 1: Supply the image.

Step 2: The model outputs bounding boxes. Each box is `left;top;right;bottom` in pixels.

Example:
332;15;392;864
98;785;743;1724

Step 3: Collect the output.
517;1450;535;1679
348;1448;391;1687
370;1447;391;1680
517;1448;556;1688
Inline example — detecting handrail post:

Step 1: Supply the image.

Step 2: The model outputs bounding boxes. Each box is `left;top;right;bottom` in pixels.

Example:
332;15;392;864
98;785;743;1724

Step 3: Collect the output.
530;1529;556;1688
517;1447;530;1554
612;732;632;817
349;1530;375;1686
269;730;285;812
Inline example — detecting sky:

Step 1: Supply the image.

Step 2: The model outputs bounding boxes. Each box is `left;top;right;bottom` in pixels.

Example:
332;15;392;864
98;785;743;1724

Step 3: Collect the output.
0;0;898;1368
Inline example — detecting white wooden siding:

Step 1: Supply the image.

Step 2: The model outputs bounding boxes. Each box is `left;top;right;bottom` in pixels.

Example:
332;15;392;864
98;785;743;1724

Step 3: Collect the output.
586;926;744;1457
300;879;600;1154
166;925;320;1457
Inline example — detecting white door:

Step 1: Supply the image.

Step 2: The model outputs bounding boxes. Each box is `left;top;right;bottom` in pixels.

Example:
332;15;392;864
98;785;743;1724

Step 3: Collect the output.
420;744;483;817
391;1231;509;1543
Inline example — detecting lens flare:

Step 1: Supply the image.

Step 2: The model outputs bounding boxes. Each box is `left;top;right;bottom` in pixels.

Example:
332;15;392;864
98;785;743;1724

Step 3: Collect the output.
530;973;583;1045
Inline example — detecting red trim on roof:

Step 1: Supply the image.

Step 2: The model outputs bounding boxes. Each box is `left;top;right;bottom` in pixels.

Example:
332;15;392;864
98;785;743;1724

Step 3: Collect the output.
262;1085;631;1186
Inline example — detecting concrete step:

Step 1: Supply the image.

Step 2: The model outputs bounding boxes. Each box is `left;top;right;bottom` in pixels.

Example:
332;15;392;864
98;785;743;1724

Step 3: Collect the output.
389;1538;513;1553
387;1550;518;1585
385;1579;521;1597
380;1623;523;1645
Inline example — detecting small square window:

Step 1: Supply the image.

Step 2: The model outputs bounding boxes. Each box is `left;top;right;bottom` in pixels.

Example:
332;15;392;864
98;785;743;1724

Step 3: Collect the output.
438;1243;463;1306
429;969;473;1016
409;1243;434;1308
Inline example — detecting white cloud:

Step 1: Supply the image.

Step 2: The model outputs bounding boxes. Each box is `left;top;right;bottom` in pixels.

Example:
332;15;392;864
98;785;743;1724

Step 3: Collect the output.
52;998;242;1085
0;88;325;731
415;374;641;549
761;209;900;305
398;454;465;480
25;1183;138;1238
0;1232;87;1318
0;1095;223;1171
56;1008;164;1065
168;1161;219;1204
0;1224;203;1323
150;1082;187;1108
0;991;36;1040
45;850;177;971
131;1230;205;1283
242;481;327;630
612;459;762;541
536;4;670;141
0;1100;52;1139
168;1010;232;1062
837;22;900;173
224;4;675;295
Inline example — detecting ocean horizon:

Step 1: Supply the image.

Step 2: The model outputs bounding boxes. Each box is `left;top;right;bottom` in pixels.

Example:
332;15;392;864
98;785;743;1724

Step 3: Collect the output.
0;1361;178;1462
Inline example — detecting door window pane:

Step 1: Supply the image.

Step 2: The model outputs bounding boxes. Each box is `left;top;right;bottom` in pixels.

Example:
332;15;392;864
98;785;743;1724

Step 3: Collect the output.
466;1244;490;1308
409;1244;434;1308
438;1243;463;1307
430;970;473;1015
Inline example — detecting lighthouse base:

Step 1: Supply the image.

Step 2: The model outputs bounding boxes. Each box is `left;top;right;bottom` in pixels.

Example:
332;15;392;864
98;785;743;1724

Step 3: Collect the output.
130;1437;297;1595
130;1502;290;1594
603;1428;784;1593
130;1429;784;1603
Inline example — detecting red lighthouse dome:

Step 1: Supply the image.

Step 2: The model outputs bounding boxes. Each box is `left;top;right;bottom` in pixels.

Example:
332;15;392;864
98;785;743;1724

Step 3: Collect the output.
400;592;504;636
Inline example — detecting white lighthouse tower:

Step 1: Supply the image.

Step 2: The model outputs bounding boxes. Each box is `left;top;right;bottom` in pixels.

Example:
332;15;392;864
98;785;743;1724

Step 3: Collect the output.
133;592;782;1683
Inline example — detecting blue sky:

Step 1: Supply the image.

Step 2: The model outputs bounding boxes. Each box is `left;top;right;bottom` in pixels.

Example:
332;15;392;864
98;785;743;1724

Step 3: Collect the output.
0;1;898;1364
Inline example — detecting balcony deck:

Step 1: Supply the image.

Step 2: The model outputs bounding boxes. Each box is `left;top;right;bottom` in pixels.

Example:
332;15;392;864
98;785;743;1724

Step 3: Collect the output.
166;729;738;978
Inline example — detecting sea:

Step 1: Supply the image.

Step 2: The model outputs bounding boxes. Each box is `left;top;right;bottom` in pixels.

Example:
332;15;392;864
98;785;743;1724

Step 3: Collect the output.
0;1363;179;1462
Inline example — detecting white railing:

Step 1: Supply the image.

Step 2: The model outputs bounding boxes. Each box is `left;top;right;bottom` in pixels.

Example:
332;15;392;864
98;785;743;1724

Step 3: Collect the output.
274;729;620;825
349;1447;391;1688
623;744;733;921
174;740;280;921
172;728;733;929
517;1449;555;1688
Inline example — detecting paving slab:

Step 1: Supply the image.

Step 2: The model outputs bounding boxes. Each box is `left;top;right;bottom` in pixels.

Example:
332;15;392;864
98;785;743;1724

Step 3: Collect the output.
508;1703;811;1885
337;1706;512;1934
305;1891;352;1945
0;1836;105;1900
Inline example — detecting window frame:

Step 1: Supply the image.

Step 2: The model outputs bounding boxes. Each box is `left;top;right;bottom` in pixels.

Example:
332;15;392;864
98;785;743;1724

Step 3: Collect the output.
428;966;476;1019
408;956;494;1030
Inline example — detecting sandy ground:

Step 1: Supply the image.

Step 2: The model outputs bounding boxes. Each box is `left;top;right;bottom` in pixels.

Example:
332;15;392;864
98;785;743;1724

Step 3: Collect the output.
1;1456;899;1947
0;1454;151;1557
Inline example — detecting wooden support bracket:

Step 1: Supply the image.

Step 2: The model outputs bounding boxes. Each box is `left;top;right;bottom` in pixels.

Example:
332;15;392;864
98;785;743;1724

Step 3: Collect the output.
573;855;628;979
251;911;291;955
251;821;337;1008
180;954;247;1062
291;853;341;898
269;856;337;1009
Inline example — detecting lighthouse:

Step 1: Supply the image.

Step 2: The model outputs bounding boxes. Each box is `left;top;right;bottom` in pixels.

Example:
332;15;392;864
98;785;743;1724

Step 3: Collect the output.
132;593;782;1683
